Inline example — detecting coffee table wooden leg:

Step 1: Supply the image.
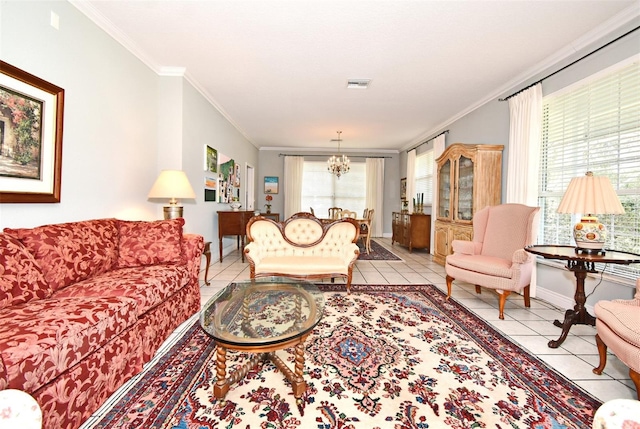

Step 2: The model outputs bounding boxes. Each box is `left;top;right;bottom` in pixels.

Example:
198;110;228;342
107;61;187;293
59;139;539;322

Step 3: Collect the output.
214;345;229;400
293;341;306;399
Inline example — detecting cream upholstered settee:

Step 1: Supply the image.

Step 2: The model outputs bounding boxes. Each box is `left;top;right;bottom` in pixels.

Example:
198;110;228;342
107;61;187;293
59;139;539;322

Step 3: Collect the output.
244;212;360;292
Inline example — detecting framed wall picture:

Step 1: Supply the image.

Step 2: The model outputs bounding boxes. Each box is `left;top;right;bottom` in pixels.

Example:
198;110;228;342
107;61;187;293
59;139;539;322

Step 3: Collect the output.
400;177;407;200
264;176;278;194
0;61;64;203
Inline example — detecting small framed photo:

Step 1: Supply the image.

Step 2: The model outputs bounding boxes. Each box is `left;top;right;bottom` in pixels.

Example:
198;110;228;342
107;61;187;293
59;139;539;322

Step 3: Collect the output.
0;61;65;203
264;176;279;194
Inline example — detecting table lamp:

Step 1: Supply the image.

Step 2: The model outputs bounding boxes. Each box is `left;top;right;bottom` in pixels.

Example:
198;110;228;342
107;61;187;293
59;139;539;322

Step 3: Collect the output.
556;171;624;254
147;170;196;219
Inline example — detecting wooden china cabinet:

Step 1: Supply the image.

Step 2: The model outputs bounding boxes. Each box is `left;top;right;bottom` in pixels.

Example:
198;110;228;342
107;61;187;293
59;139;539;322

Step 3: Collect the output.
433;143;503;265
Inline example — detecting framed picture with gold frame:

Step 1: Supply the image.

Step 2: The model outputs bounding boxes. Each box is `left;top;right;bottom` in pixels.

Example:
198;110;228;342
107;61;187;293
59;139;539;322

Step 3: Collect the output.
0;61;64;203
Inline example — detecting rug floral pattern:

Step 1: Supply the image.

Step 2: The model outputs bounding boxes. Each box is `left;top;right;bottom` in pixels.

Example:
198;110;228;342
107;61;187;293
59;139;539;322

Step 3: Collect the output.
86;284;600;429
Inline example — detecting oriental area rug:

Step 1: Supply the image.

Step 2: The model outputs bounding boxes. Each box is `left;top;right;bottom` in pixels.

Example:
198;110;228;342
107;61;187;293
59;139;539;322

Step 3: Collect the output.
82;284;600;429
357;239;403;261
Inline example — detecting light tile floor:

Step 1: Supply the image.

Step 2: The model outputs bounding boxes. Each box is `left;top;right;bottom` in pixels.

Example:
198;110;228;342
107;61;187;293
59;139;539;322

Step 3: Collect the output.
201;237;637;403
81;237;637;427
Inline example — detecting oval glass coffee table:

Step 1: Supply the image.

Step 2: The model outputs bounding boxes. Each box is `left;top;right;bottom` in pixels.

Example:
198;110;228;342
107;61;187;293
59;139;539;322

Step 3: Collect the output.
199;277;324;405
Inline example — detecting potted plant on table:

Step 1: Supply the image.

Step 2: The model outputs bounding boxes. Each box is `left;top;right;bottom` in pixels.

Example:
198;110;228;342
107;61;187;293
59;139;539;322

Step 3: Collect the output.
265;195;273;213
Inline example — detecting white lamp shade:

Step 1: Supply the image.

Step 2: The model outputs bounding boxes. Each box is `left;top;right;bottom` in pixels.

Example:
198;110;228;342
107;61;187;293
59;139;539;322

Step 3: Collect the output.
148;170;196;202
557;172;624;215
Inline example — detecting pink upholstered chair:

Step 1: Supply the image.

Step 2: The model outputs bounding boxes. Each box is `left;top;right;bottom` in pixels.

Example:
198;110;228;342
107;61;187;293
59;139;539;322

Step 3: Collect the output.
593;278;640;400
445;204;541;319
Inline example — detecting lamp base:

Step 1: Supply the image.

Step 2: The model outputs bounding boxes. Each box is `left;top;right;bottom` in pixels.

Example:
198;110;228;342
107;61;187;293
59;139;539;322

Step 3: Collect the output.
163;205;183;220
573;215;606;253
575;247;606;256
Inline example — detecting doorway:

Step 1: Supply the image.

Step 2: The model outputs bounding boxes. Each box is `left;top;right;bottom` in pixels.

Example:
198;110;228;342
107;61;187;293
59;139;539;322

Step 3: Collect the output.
245;163;255;211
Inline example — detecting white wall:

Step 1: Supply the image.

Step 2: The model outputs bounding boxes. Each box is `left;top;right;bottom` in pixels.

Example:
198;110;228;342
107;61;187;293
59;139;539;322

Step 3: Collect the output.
0;1;260;261
0;1;160;225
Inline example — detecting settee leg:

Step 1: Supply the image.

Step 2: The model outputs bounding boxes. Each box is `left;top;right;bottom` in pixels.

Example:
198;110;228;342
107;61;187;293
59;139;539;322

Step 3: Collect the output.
523;285;531;308
475;285;482;294
593;334;608;375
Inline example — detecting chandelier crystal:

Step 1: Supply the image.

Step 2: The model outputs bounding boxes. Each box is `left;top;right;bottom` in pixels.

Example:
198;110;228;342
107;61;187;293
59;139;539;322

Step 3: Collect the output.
327;131;350;178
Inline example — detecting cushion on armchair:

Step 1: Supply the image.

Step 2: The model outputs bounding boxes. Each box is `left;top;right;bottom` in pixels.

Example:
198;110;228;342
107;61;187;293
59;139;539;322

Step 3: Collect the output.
4;219;119;292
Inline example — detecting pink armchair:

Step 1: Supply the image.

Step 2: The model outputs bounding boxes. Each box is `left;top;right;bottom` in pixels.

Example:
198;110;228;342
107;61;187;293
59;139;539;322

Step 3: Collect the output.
445;204;541;319
593;278;640;400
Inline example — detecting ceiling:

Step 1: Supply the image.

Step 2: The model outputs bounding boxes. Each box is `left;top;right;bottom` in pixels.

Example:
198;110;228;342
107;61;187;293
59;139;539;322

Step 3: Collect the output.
70;0;638;152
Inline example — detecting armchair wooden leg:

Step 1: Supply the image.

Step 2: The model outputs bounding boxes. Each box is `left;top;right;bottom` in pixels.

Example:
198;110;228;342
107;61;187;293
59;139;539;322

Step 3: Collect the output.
475;285;482;294
498;291;510;320
630;368;640;400
446;275;454;300
523;285;531;308
593;333;608;375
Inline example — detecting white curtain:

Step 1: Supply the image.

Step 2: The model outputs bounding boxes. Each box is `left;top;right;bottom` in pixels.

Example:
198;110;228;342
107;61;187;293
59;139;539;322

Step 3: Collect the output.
507;83;542;297
365;158;384;237
406;149;416;212
506;84;542;206
431;134;446;253
283;156;304;219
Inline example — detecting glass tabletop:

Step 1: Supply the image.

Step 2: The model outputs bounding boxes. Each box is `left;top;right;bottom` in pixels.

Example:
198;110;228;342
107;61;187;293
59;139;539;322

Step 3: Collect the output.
199;277;325;347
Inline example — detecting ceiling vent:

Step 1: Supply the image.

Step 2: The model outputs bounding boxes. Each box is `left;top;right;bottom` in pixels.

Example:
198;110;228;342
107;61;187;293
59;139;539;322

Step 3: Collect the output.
347;79;371;89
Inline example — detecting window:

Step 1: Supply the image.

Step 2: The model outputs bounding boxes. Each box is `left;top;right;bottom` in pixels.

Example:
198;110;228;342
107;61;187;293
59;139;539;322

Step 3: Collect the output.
415;150;434;204
301;161;366;216
538;56;640;279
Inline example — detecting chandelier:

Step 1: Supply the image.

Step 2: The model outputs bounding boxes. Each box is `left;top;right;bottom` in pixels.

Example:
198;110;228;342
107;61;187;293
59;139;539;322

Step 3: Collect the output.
327;131;350;178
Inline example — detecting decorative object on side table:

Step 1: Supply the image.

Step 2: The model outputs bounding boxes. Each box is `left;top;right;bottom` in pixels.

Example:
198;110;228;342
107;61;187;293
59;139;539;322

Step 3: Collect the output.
556;171;625;255
264;194;273;213
229;198;242;211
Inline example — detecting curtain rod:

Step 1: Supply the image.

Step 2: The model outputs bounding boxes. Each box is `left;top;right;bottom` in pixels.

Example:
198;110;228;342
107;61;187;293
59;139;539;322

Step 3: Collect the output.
499;24;640;102
406;130;449;153
279;154;391;159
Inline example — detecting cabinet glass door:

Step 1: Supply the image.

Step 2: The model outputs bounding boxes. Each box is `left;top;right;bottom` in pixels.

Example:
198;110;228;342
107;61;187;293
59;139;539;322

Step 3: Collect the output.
456;156;474;221
438;160;451;218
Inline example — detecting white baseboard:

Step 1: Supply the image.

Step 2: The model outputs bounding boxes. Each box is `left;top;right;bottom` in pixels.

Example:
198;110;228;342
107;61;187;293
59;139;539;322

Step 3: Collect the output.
535;286;594;315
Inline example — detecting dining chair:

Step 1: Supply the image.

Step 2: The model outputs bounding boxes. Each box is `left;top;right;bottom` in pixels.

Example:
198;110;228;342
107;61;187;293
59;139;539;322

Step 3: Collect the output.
340;210;357;219
445;203;541;320
328;207;342;219
359;209;374;253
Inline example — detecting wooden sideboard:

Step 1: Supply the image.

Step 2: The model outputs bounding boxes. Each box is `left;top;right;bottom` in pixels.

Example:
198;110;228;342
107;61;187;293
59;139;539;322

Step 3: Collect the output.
391;212;431;252
217;211;280;262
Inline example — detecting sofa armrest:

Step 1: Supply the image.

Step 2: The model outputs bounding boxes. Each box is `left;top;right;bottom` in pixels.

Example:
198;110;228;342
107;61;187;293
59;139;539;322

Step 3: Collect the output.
183;234;205;283
451;240;481;255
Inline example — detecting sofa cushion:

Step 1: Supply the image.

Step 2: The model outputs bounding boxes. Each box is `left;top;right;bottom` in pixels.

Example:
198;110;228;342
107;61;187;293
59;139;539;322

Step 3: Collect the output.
4;219;119;292
0;296;138;392
52;264;190;316
256;256;350;275
117;218;184;268
0;234;53;309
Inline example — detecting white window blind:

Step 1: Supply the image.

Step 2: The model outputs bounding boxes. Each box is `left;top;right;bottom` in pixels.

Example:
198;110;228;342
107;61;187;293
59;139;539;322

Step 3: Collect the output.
538;56;640;279
301;161;366;216
415;150;434;204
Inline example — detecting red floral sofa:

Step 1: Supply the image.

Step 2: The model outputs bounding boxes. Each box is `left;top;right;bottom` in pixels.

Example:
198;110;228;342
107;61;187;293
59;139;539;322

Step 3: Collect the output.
0;218;204;429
